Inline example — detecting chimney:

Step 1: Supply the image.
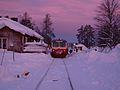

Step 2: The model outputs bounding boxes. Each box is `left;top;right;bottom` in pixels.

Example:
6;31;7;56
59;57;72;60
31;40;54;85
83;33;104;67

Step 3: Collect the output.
5;16;9;18
11;17;18;22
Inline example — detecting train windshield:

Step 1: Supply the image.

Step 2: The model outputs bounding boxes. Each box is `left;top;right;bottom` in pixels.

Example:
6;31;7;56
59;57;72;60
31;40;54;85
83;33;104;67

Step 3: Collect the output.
59;42;66;47
53;42;59;47
52;41;66;47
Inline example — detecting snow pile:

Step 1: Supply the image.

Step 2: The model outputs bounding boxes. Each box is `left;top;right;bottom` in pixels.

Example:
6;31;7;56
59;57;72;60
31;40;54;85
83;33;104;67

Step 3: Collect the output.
24;41;47;53
65;47;120;90
87;50;102;62
24;45;47;53
0;18;43;39
25;41;48;47
86;51;116;63
111;44;120;53
108;44;120;61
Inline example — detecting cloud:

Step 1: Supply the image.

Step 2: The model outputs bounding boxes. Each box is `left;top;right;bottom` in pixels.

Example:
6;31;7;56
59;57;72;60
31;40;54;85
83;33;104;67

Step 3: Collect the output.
0;0;100;23
0;0;101;42
31;0;100;23
0;10;21;15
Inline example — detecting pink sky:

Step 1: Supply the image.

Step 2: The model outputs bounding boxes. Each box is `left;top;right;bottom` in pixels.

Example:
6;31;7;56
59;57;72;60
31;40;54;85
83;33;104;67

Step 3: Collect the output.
0;0;101;42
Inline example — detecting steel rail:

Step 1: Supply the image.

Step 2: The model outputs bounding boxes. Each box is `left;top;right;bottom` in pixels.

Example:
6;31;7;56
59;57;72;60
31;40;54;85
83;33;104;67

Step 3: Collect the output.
63;59;74;90
35;58;55;90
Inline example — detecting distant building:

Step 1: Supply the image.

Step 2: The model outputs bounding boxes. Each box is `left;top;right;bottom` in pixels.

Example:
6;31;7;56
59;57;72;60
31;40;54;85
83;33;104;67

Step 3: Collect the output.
0;17;43;52
74;43;88;52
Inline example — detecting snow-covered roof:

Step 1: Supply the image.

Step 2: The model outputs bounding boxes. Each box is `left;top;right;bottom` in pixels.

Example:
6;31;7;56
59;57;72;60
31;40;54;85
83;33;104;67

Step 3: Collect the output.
0;18;43;39
74;43;88;50
74;43;86;47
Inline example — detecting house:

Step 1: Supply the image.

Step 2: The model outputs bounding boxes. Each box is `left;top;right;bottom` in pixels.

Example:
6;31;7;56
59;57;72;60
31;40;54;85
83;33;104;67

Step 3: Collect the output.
0;18;43;52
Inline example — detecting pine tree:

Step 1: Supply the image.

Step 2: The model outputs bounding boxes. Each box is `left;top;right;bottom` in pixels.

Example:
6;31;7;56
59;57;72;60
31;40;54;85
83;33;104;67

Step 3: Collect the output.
76;25;84;43
76;25;95;48
95;0;120;49
19;12;37;42
34;25;41;35
19;12;34;30
41;14;55;44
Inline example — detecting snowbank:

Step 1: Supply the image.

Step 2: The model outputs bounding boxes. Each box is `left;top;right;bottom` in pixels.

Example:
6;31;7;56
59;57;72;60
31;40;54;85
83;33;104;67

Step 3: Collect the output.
65;46;120;90
24;41;48;53
0;51;52;90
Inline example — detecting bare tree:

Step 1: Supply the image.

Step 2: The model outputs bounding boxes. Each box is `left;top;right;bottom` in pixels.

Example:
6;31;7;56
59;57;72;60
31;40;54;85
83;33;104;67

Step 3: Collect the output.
95;0;120;49
41;14;55;44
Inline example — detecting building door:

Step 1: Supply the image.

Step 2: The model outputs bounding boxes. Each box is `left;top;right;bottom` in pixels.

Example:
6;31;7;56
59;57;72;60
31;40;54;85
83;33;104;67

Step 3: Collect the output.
3;39;7;49
0;38;7;49
0;38;1;48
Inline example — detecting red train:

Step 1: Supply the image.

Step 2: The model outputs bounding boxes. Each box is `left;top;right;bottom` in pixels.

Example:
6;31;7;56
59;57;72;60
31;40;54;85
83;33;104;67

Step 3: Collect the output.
50;39;68;58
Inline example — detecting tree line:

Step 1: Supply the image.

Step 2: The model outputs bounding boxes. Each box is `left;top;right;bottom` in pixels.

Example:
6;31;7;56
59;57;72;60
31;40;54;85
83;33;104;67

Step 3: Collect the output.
76;0;120;49
19;0;120;50
19;12;55;45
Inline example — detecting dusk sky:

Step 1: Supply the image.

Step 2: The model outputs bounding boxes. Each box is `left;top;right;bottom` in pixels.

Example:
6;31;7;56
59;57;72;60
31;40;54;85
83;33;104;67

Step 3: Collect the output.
0;0;101;42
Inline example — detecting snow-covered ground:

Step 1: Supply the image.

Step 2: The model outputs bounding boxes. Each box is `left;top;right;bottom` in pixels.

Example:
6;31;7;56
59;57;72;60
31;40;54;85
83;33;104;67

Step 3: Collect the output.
0;45;120;90
65;50;120;90
0;50;53;90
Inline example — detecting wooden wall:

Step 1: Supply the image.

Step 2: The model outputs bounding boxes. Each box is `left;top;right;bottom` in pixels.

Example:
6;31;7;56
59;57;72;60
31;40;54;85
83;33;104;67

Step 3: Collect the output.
0;26;24;52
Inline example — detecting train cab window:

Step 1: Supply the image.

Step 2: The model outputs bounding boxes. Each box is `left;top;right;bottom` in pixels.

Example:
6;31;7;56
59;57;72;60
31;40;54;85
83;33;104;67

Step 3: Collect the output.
60;42;66;47
53;42;59;47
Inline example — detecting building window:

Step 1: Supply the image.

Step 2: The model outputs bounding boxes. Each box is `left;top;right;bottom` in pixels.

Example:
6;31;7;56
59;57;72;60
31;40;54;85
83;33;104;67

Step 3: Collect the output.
3;39;7;49
0;38;7;49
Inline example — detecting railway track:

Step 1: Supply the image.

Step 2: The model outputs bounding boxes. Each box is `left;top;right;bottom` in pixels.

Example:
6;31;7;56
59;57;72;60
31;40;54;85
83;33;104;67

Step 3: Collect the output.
35;58;74;90
62;59;74;90
35;58;55;90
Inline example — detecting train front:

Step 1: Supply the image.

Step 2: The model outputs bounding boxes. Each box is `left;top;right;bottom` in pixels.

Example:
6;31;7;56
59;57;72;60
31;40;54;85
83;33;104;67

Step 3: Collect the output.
51;39;68;58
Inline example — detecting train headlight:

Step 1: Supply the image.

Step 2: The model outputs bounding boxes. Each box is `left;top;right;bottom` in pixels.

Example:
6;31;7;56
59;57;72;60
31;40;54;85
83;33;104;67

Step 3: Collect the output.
52;49;55;52
63;50;66;52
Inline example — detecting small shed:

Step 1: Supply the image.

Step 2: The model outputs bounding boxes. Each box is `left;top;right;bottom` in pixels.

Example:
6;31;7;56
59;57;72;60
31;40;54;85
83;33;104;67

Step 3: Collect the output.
0;18;43;52
74;43;88;52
